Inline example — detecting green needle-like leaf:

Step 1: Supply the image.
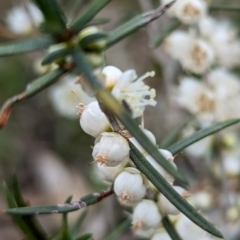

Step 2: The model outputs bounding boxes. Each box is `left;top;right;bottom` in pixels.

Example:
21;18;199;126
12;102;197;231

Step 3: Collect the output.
83;18;110;28
0;68;66;129
0;36;53;57
103;219;132;240
5;187;113;215
160;118;190;148
41;48;70;65
129;143;224;239
162;216;182;240
210;4;240;12
167;119;240;155
152;19;181;47
12;174;48;240
2;182;38;240
107;1;175;48
70;0;112;33
75;233;92;240
32;0;67;34
71;210;88;237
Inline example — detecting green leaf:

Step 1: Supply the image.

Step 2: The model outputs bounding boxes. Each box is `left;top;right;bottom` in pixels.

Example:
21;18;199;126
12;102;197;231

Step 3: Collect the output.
5;187;113;215
71;210;88;237
162;216;182;240
98;90;187;184
70;0;112;33
152;19;181;47
32;0;67;34
129;143;224;239
167;119;240;155
0;36;53;57
75;233;92;240
2;182;38;240
210;4;240;12
160;117;190;149
25;68;67;98
12;174;48;240
107;2;175;48
41;48;70;65
83;18;110;28
103;219;132;240
5;202;82;215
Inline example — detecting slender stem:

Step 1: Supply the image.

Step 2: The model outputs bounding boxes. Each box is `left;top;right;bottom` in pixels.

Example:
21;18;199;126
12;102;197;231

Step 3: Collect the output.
210;5;240;12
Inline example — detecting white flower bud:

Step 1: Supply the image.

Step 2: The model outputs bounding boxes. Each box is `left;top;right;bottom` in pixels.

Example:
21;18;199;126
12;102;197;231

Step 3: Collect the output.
129;128;156;156
146;149;177;185
174;0;207;25
114;167;146;203
158;186;191;215
188;191;212;210
151;231;171;240
132;200;162;230
79;101;110;137
97;161;127;180
102;66;123;89
92;132;130;166
223;156;240;177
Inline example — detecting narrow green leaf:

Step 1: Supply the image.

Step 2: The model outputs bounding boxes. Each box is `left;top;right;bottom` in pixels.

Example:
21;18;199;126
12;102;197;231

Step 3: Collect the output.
97;90;187;184
129;143;224;238
12;174;48;240
160;118;190;149
2;182;38;240
6;187;113;215
75;233;92;240
0;36;53;57
41;48;70;65
152;19;181;47
83;18;110;28
32;0;67;34
210;4;240;12
5;202;82;215
103;219;132;240
25;68;67;98
167;119;240;155
107;1;175;48
71;210;88;237
71;48;186;184
162;216;182;240
70;0;112;33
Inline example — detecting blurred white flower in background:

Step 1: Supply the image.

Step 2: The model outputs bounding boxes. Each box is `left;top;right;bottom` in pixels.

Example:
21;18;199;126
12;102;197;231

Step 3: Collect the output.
174;0;208;24
49;75;95;119
6;2;43;35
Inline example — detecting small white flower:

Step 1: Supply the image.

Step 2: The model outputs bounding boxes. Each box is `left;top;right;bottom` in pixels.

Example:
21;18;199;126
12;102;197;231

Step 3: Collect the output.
135;228;156;239
179;38;214;74
146;149;177;185
6;3;43;35
97;161;126;180
158;186;191;215
164;30;193;60
176;77;216;125
223;156;240;178
33;58;58;75
79;101;110;137
129;128;156;156
114;167;146;203
92;132;130;166
198;16;217;41
176;213;217;240
151;231;171;240
49;75;95;119
111;70;157;118
188;191;213;210
102;66;123;89
174;0;207;24
132;199;162;230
